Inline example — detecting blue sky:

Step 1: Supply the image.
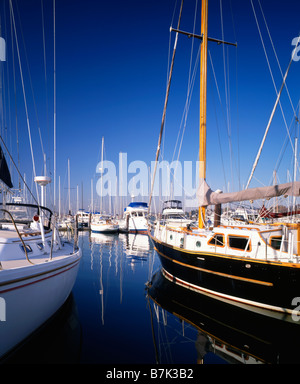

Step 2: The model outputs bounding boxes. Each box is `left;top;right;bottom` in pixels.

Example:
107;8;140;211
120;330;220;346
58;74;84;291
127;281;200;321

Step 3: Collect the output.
0;0;300;214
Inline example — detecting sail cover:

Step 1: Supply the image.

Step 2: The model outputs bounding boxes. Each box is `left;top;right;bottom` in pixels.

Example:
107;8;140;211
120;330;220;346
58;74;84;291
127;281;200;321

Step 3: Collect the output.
0;146;13;188
197;180;300;207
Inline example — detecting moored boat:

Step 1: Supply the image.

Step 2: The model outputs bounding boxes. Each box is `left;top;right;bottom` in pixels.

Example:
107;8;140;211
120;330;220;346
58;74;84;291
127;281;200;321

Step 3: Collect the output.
149;0;300;321
160;200;193;228
117;202;148;234
90;214;119;233
0;188;81;359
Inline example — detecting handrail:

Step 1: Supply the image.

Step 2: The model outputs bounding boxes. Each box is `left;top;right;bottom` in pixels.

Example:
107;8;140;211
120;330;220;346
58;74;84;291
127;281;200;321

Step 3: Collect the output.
0;202;53;230
0;208;34;264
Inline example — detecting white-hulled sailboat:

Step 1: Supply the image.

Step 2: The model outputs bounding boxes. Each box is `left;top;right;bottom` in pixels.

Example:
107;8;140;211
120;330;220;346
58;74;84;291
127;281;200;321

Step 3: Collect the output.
0;163;81;359
91;137;119;234
149;0;300;321
0;0;81;359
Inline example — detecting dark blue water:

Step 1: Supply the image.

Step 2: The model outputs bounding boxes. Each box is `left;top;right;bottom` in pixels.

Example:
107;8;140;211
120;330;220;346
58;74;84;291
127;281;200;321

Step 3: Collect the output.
3;231;300;364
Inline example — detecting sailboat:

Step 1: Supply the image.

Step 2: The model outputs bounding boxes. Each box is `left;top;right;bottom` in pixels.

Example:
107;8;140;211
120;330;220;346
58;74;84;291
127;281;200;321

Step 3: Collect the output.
149;0;300;321
0;0;81;359
90;137;119;233
0;165;81;359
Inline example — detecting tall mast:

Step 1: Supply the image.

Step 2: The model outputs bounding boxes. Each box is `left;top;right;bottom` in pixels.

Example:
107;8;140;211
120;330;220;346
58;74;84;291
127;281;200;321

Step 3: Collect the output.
53;0;57;211
68;158;71;215
199;0;208;229
100;136;104;213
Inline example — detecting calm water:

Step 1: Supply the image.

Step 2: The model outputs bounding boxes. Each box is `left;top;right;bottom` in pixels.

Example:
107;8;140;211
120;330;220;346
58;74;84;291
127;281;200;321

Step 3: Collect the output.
3;230;300;364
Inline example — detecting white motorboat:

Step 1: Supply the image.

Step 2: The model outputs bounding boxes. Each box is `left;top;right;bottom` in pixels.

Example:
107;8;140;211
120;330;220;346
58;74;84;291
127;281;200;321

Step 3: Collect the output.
117;202;148;234
90;214;119;233
76;209;90;229
161;200;193;228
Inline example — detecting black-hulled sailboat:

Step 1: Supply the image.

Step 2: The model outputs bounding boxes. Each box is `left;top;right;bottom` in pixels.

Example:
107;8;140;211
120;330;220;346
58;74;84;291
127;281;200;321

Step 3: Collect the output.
149;0;300;321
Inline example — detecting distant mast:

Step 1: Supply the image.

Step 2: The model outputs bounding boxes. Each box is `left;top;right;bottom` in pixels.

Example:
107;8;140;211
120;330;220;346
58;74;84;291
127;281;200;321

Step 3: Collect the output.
198;0;208;229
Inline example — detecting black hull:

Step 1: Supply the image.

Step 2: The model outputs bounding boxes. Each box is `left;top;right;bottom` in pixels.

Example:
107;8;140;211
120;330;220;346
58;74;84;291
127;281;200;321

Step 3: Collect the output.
151;235;300;319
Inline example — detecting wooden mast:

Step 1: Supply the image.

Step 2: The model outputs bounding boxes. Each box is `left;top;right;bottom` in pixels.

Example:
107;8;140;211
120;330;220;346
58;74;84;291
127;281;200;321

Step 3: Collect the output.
199;0;208;229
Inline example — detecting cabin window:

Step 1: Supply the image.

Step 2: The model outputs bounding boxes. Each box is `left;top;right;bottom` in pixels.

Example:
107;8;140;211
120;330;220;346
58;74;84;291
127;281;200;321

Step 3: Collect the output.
37;242;44;251
196;241;201;248
20;244;32;253
270;236;282;250
228;236;251;251
208;234;224;247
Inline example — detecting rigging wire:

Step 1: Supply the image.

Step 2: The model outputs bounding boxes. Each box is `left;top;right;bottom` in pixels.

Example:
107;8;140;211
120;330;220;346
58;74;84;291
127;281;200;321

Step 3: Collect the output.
14;0;46;176
246;0;300;189
257;0;299;188
220;0;234;190
0;134;38;205
9;0;40;203
257;0;296;118
9;2;20;190
229;0;241;190
208;49;227;188
53;0;56;210
168;0;199;200
161;2;178;163
148;0;184;212
172;0;198;163
41;0;50;174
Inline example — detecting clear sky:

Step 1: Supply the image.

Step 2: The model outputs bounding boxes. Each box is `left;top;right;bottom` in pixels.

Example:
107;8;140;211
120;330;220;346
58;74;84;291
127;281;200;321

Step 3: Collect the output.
0;0;299;214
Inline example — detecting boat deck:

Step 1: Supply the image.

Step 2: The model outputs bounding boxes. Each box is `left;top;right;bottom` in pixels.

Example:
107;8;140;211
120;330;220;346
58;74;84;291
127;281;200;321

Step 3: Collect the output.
0;254;72;270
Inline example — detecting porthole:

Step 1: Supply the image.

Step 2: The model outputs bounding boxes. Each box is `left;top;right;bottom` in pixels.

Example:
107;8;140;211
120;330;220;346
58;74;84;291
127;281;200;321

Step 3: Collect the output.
170;235;173;240
196;241;201;248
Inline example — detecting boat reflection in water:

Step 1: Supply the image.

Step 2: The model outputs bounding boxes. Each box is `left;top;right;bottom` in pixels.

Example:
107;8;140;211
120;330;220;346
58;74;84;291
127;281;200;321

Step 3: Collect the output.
121;233;152;269
146;270;300;364
89;232;153;326
2;293;82;364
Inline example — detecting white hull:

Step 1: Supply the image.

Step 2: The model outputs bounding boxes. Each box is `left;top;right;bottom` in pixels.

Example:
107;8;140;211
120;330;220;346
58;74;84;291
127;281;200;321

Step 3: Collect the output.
117;218;148;233
0;244;81;359
90;223;119;233
117;202;148;234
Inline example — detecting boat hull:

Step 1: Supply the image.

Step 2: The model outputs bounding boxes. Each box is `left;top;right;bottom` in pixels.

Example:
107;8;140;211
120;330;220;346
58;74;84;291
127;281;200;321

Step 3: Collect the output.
151;235;300;320
90;224;119;233
0;249;81;358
